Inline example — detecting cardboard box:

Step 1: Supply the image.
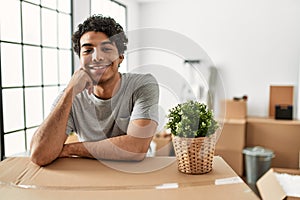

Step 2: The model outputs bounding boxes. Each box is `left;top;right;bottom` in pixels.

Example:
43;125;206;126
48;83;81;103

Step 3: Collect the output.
215;149;244;176
0;156;259;200
257;168;300;200
152;133;173;156
216;119;246;151
215;119;246;176
269;85;294;117
223;100;247;119
65;133;79;144
247;117;300;169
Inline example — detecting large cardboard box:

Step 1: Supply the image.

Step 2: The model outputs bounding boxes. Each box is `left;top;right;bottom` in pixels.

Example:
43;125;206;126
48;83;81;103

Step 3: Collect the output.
257;168;300;200
247;117;300;169
216;119;246;151
152;133;173;156
215;149;244;176
215;119;246;176
223;100;247;119
0;157;259;200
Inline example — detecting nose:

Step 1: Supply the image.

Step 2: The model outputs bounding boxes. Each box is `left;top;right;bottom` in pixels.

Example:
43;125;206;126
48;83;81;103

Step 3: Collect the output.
92;47;104;62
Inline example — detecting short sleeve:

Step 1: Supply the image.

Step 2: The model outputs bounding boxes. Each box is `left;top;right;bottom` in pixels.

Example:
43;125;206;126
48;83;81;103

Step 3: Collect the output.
130;74;159;124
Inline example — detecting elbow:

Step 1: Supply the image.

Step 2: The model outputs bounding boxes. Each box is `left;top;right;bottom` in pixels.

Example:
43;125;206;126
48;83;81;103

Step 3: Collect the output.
30;148;54;166
131;152;147;162
30;154;47;166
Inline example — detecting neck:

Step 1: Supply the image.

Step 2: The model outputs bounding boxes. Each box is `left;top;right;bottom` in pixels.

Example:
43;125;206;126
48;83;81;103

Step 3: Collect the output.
93;73;121;100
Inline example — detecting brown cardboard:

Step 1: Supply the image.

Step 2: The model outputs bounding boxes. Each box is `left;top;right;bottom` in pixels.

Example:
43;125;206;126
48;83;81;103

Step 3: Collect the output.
216;119;246;151
215;119;246;176
257;168;300;200
152;133;173;156
215;149;244;176
65;133;79;144
0;156;259;200
223;100;247;119
269;85;294;117
247;117;300;169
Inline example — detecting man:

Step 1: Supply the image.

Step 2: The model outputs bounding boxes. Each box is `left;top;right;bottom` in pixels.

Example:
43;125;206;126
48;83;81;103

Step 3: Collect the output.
30;15;159;166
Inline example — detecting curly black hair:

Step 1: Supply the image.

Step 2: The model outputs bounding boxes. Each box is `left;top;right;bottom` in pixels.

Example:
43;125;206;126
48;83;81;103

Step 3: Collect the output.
72;14;128;56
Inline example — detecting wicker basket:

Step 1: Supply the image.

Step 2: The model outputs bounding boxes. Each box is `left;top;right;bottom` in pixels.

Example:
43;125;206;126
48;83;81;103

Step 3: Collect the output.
172;134;216;174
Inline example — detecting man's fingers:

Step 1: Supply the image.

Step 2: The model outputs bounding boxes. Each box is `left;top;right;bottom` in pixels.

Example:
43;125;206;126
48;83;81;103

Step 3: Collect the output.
85;81;94;95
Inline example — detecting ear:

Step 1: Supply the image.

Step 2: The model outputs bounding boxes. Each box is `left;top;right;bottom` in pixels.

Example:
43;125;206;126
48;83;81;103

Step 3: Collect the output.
118;54;124;64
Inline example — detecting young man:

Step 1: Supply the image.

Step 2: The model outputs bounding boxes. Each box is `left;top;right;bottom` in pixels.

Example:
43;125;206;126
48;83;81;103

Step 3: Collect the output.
30;15;159;166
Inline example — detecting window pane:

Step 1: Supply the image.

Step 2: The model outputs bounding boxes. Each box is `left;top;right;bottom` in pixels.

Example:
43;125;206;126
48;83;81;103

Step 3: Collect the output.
1;43;23;87
26;127;38;152
43;86;59;117
109;2;120;22
117;4;126;30
42;8;57;47
25;87;43;127
58;13;71;48
41;0;56;9
59;50;72;84
24;45;42;86
26;0;40;4
57;0;71;13
4;131;26;157
22;1;41;45
90;0;102;15
3;88;24;132
0;0;21;42
43;48;58;85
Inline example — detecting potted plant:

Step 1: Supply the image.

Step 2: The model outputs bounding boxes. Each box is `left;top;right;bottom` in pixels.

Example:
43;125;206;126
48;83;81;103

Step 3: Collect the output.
166;100;219;174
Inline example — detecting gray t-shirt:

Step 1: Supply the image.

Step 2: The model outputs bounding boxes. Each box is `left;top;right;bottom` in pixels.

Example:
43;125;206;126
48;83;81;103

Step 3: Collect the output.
54;73;159;142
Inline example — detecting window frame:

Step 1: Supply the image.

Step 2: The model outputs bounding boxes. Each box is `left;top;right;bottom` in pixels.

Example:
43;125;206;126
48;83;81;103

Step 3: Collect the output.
0;0;74;160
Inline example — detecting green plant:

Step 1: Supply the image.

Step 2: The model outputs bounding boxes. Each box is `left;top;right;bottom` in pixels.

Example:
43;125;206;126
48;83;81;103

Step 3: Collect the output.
166;100;219;138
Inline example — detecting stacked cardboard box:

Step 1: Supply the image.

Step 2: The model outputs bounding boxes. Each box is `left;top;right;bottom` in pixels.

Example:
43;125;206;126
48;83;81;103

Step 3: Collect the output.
246;117;300;169
215;100;247;176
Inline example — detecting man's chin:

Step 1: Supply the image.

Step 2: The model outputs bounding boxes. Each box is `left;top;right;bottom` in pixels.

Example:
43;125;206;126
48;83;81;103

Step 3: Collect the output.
92;76;105;85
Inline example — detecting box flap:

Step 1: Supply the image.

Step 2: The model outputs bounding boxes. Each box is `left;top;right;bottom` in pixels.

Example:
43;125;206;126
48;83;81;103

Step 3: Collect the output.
256;169;287;200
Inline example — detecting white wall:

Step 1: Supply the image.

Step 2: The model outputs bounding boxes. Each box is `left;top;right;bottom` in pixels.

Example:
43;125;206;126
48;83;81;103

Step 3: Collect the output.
137;0;300;117
298;62;300;119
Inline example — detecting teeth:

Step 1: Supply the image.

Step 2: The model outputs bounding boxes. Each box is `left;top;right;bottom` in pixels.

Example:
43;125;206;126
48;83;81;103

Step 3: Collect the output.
88;63;111;69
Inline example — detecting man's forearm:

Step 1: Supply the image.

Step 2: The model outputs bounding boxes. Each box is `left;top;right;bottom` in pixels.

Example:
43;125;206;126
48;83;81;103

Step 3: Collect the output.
30;88;74;166
60;135;152;161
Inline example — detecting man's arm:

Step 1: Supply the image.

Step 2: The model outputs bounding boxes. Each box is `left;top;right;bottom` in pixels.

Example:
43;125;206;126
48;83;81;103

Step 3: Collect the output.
30;69;93;166
59;119;157;161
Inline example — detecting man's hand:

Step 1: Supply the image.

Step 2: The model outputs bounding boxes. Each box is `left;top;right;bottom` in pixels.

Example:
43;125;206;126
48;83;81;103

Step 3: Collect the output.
67;68;94;96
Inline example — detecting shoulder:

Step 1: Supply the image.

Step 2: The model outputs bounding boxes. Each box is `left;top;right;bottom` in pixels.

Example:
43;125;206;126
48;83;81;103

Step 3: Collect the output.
122;73;158;85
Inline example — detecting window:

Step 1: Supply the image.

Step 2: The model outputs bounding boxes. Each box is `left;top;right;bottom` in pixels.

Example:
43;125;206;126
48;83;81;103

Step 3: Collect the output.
0;0;73;160
90;0;127;73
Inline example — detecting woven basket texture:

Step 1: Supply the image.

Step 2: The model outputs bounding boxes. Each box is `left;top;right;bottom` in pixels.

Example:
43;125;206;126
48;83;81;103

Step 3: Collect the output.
172;134;216;174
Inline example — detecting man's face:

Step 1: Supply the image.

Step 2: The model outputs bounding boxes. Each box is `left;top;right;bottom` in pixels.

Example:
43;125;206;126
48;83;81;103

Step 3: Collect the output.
80;31;123;85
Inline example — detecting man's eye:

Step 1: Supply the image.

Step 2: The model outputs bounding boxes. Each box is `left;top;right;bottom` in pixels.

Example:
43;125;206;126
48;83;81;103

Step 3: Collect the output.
102;47;112;52
83;49;94;54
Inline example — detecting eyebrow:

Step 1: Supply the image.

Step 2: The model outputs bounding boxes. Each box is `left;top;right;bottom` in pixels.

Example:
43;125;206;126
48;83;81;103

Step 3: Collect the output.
81;40;113;48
